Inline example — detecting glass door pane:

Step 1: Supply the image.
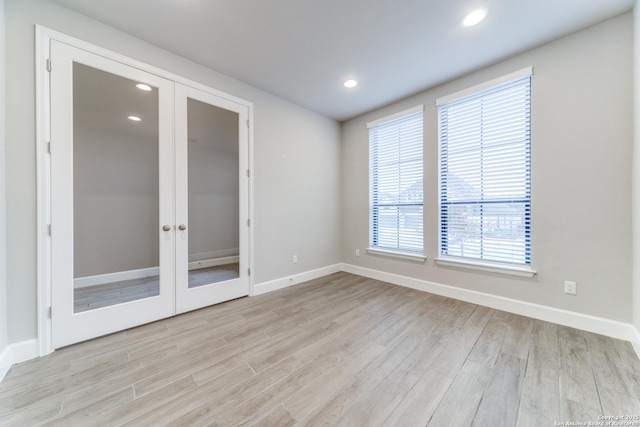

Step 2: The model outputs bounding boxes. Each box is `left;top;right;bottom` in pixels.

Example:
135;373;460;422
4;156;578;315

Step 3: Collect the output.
72;63;161;312
187;98;240;288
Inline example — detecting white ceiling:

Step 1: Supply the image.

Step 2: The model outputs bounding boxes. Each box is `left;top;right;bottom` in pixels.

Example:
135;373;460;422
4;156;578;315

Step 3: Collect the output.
50;0;635;122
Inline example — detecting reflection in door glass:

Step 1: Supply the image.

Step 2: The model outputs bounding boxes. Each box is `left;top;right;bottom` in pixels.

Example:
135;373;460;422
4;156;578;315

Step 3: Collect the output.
73;63;160;312
187;98;240;288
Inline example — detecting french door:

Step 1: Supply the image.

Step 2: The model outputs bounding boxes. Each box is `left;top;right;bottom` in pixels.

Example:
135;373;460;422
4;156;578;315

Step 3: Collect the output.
50;40;249;349
174;84;250;314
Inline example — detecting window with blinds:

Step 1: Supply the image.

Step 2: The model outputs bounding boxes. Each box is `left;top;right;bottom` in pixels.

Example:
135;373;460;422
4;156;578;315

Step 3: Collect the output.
368;105;424;255
437;68;532;266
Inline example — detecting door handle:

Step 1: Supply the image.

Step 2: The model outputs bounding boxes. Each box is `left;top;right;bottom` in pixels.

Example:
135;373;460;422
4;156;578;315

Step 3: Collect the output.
178;224;187;231
162;225;171;232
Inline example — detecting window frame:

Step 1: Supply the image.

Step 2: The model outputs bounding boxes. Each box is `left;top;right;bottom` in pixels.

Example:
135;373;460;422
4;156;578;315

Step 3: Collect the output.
367;105;426;261
435;67;535;277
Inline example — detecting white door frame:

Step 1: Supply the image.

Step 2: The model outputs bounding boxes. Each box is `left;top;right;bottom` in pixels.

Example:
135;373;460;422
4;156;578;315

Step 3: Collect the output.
36;26;255;356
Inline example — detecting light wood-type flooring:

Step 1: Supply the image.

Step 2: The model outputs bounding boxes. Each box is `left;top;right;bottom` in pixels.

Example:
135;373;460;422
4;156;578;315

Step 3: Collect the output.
74;263;240;313
3;272;640;426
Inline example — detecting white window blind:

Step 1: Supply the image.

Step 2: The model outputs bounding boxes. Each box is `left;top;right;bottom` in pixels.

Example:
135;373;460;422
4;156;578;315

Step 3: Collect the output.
369;106;424;254
438;69;531;266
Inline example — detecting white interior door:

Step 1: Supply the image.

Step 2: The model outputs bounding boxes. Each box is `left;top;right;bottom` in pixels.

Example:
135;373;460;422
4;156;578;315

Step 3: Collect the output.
174;84;250;314
49;41;251;349
50;41;175;348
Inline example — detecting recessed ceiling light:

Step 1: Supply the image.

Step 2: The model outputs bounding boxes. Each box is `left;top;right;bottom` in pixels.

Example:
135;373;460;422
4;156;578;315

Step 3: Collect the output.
344;79;358;88
135;83;152;91
128;115;142;122
463;8;487;27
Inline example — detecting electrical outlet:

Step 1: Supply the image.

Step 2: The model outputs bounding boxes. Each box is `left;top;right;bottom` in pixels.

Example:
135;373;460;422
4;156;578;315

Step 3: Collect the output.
293;255;298;264
355;249;360;257
564;280;577;295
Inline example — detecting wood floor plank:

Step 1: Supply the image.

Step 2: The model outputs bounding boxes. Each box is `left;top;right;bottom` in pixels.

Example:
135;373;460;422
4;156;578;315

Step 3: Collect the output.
466;313;511;366
501;315;533;360
296;392;355;427
385;332;446;390
252;405;297;427
50;375;197;426
559;337;601;415
340;333;420;403
168;356;303;426
0;395;63;426
382;368;452;427
215;351;344;425
517;320;561;425
283;342;383;421
428;322;484;375
516;411;553;427
0;349;153;411
63;331;263;407
3;272;640;426
464;305;495;330
431;300;478;336
558;325;586;345
584;331;638;397
61;384;135;417
121;364;255;426
472;353;526;427
428;359;493;426
283;362;356;421
59;385;135;422
599;385;640;417
561;398;602;423
247;323;338;373
291;312;380;364
615;339;640;381
336;378;406;427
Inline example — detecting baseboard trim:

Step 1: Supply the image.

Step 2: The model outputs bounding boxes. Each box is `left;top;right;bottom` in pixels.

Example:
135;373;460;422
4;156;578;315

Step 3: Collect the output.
74;267;159;289
341;263;637;344
253;264;342;296
0;346;10;383
75;257;239;289
188;248;239;263
0;339;39;383
188;256;239;271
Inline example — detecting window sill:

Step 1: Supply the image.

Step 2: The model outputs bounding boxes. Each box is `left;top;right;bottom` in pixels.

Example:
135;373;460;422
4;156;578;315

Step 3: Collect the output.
434;257;536;278
366;248;426;263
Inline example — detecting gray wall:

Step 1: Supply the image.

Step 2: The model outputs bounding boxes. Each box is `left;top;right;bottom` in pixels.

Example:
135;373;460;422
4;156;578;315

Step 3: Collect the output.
73;125;160;277
634;2;640;333
187;100;239;262
5;0;341;343
0;0;8;355
342;13;633;322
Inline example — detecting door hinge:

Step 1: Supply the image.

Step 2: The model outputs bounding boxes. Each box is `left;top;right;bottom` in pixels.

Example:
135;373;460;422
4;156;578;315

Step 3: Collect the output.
247;268;251;276
47;142;51;154
48;306;52;318
247;169;250;178
246;119;250;128
46;58;51;72
48;224;52;236
247;218;250;227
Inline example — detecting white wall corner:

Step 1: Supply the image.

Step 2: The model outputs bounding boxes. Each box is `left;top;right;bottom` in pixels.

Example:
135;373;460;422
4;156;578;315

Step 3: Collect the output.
0;346;10;383
252;264;342;296
632;0;640;361
341;263;637;344
630;325;640;360
0;339;39;383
